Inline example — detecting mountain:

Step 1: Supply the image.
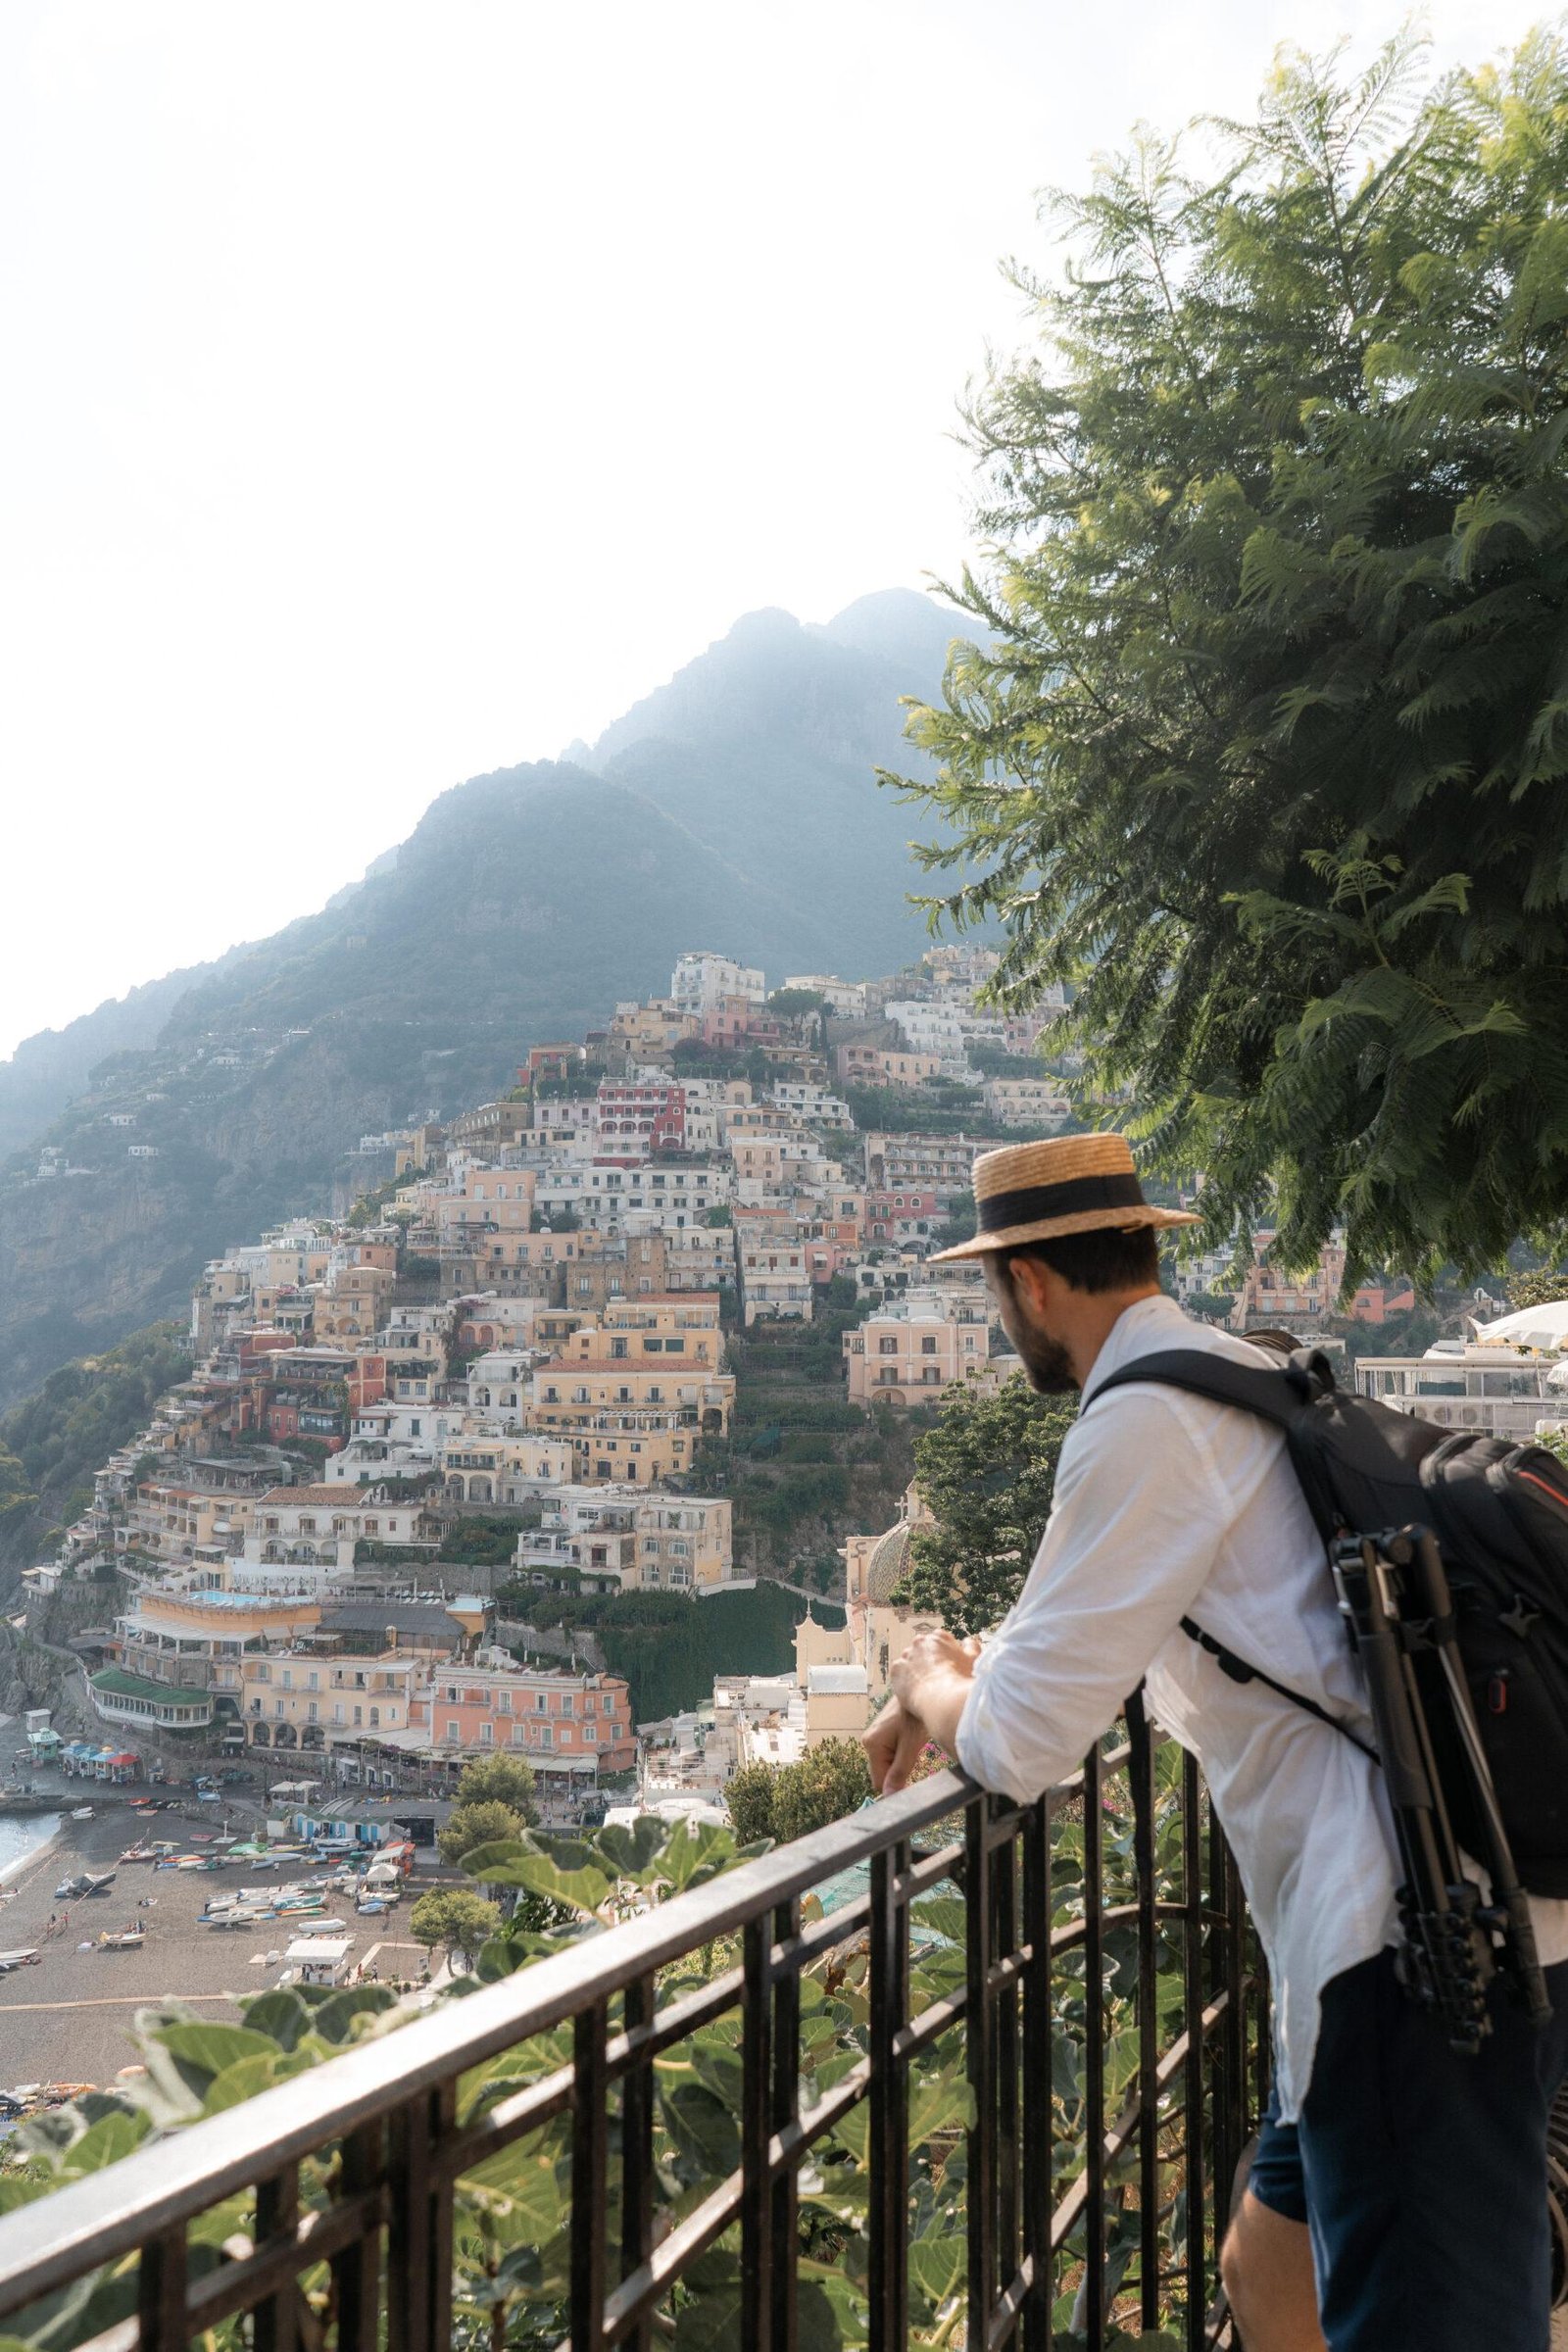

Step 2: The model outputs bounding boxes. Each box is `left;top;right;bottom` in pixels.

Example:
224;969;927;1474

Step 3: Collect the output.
0;590;966;1409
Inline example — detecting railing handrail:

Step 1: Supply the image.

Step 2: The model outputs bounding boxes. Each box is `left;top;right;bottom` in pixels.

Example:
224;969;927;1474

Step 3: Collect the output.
0;1767;980;2313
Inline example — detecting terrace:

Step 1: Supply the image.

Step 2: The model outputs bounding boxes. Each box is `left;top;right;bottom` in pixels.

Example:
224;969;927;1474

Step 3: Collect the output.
0;1714;1264;2350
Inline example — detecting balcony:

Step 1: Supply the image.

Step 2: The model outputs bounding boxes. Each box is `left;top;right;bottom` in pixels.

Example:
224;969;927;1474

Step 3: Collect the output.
0;1717;1264;2350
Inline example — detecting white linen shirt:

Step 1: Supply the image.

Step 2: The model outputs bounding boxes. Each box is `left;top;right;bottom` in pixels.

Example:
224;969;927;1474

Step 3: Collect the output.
955;1293;1568;2119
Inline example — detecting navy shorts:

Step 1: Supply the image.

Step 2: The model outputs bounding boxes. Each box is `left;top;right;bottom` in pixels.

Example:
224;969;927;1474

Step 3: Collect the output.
1249;1947;1568;2351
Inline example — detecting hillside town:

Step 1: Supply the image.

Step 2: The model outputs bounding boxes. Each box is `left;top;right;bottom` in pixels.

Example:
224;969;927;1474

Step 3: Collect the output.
7;947;1049;1804
15;938;1560;1837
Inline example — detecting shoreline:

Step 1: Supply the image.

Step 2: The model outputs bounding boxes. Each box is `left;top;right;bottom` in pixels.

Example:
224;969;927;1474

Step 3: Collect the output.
0;1812;429;2093
0;1817;61;1888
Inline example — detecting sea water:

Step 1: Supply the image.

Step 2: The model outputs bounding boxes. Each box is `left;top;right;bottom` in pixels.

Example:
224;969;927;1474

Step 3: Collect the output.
0;1814;62;1883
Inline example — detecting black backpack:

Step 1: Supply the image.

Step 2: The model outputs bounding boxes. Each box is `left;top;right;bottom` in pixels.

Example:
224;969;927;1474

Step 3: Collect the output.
1092;1344;1568;1899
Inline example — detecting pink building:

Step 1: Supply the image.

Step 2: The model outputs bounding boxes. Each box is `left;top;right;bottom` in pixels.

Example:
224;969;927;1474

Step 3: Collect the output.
596;1082;687;1158
411;1664;635;1776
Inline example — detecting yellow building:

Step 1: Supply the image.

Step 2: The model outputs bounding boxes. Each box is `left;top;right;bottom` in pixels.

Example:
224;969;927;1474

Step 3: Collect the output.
117;1482;252;1568
241;1649;422;1753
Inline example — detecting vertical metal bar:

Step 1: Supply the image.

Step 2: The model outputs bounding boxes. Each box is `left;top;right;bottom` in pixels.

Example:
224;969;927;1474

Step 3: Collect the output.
741;1916;774;2352
621;1975;657;2352
868;1842;909;2352
1081;1742;1105;2350
1181;1754;1205;2352
770;1898;801;2352
254;2165;300;2352
966;1788;996;2344
137;2224;186;2352
1020;1796;1053;2352
571;2002;610;2352
993;1818;1020;2329
1214;1830;1247;2268
333;2125;382;2352
1128;1697;1160;2333
428;2078;457;2352
390;2082;453;2352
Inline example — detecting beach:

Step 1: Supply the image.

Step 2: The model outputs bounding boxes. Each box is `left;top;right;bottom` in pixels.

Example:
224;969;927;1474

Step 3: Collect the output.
0;1803;430;2094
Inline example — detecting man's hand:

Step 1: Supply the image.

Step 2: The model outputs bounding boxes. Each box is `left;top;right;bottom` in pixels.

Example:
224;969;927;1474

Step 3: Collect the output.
862;1696;929;1795
862;1633;982;1794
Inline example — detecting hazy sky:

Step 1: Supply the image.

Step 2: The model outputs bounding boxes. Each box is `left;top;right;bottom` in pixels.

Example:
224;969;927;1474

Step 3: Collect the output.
0;0;1544;1058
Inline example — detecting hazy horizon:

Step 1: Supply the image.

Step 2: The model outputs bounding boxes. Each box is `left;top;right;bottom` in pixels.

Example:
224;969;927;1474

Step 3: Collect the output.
0;0;1541;1058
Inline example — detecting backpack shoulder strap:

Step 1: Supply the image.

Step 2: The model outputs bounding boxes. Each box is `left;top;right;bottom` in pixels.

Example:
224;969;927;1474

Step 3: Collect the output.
1087;1346;1321;1427
1177;1616;1379;1761
1090;1343;1378;1763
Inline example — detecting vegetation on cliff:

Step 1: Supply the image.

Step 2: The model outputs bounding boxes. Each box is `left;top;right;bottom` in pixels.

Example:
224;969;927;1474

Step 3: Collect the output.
0;1320;191;1577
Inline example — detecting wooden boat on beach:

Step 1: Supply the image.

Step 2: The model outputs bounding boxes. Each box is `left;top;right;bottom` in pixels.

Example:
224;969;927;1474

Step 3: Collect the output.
96;1929;145;1952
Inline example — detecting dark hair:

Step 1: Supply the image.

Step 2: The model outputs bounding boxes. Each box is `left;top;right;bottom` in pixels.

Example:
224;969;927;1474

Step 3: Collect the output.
996;1222;1161;1296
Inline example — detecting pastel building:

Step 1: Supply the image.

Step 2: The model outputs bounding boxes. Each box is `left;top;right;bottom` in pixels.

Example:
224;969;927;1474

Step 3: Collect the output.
410;1664;635;1777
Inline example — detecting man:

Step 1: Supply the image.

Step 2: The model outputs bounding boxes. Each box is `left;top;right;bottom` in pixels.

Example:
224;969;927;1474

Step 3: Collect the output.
863;1134;1568;2352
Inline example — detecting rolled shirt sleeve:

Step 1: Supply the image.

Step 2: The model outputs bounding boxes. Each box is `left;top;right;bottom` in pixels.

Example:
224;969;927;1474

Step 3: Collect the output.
955;1386;1237;1803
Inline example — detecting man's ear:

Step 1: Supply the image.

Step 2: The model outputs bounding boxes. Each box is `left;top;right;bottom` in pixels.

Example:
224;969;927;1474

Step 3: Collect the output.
1007;1252;1052;1320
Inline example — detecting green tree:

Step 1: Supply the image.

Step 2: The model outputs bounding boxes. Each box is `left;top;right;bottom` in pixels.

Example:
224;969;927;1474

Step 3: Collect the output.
893;1379;1075;1635
453;1752;539;1820
723;1739;871;1847
771;1738;872;1841
437;1798;531;1866
891;32;1568;1283
409;1886;500;1959
1506;1265;1568;1312
723;1759;778;1845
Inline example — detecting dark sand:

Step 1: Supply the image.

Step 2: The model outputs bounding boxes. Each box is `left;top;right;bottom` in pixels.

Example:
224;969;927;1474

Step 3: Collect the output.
0;1806;427;2093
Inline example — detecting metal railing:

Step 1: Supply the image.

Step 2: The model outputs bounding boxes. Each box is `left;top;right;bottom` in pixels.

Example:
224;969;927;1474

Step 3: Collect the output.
0;1710;1264;2352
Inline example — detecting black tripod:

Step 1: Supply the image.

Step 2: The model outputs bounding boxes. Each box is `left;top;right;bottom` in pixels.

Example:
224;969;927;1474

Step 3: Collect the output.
1331;1524;1551;2054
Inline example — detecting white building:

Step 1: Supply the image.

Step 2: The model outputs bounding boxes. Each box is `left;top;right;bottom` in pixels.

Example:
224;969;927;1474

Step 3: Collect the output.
781;975;868;1018
1353;1348;1568;1443
982;1077;1072;1130
671;952;765;1018
736;1235;812;1325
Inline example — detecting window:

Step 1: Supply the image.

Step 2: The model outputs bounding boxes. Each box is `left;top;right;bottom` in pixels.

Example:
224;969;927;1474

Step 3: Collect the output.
511;1722;526;1745
879;1337;898;1355
369;1706;380;1727
921;1336;938;1355
308;1701;318;1723
446;1719;460;1742
274;1698;284;1718
498;1690;513;1713
479;1721;493;1743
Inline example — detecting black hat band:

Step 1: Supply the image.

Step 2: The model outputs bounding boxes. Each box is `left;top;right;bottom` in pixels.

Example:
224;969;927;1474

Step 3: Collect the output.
976;1170;1147;1234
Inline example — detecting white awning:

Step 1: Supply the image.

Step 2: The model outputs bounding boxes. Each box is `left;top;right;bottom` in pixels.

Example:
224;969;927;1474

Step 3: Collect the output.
1471;1301;1568;1351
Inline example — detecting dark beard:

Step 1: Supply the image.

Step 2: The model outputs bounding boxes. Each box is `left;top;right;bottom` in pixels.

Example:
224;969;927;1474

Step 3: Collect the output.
1016;1329;1078;1395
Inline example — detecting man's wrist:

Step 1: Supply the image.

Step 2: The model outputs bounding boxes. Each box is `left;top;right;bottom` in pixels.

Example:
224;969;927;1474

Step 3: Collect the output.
904;1662;973;1757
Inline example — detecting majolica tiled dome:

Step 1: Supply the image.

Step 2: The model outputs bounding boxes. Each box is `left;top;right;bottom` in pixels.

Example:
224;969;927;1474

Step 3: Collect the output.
865;1522;913;1606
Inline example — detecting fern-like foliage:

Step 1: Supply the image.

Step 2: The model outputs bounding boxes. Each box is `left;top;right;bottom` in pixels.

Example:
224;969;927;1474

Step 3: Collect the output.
888;30;1568;1282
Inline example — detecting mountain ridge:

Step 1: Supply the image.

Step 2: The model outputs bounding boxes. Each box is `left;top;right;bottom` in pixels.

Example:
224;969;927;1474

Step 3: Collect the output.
0;587;964;1408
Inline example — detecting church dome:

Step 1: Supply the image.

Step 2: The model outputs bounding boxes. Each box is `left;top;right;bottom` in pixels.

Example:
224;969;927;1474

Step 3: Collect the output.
865;1522;913;1605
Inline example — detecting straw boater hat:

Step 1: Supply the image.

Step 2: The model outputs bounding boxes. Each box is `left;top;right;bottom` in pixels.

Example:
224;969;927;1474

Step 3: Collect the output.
930;1133;1200;1260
